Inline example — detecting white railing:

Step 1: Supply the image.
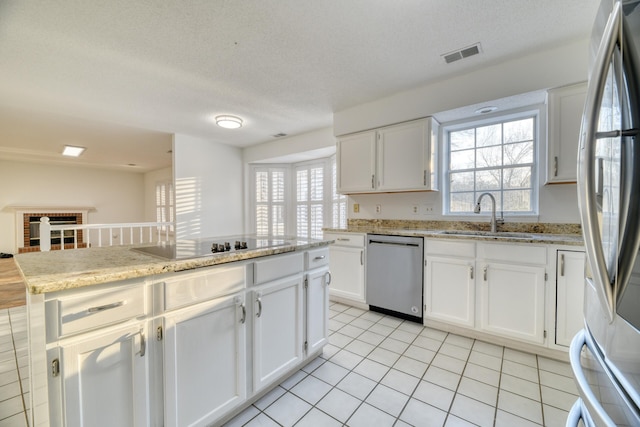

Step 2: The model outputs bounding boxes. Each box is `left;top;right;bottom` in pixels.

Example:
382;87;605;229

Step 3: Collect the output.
39;217;174;251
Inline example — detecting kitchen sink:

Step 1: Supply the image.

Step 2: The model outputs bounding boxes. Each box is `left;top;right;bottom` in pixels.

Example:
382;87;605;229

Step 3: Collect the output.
438;230;536;239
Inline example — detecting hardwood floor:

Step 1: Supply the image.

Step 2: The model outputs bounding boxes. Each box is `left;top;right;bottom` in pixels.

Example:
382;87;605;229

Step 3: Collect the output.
0;258;26;309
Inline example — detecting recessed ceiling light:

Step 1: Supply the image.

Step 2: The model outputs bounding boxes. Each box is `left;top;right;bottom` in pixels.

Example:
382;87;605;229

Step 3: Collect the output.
215;115;243;129
475;106;498;114
62;145;86;157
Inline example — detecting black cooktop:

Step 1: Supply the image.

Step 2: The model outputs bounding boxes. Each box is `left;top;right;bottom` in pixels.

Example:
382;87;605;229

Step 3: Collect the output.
133;236;289;260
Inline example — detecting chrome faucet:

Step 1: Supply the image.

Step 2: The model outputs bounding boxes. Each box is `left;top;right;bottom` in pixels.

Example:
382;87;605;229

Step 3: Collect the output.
474;192;503;233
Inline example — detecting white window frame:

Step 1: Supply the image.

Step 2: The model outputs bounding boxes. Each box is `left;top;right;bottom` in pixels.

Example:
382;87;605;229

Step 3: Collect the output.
442;106;543;218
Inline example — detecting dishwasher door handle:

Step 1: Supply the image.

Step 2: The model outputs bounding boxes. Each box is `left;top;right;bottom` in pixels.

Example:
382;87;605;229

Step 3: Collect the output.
368;240;421;247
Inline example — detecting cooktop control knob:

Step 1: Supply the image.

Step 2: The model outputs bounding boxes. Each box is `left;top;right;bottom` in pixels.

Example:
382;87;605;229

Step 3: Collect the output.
241;241;248;249
224;242;231;251
234;241;241;250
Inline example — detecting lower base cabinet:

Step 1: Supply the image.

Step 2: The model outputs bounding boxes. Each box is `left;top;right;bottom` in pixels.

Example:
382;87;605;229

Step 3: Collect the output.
60;323;151;427
252;275;303;392
163;293;246;427
425;256;475;328
479;262;546;344
555;250;586;347
305;267;330;354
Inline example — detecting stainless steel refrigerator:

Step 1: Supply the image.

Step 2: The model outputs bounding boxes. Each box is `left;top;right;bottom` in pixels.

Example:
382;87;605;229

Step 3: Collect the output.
571;0;640;425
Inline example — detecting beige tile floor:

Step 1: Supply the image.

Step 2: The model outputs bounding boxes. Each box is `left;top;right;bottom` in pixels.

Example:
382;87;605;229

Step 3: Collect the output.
224;301;579;427
0;303;580;427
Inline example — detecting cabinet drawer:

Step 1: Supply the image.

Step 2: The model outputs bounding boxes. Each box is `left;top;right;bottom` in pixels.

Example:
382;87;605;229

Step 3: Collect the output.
477;242;546;265
55;285;146;338
324;232;365;248
306;247;330;270
425;239;475;258
254;252;304;284
164;265;246;311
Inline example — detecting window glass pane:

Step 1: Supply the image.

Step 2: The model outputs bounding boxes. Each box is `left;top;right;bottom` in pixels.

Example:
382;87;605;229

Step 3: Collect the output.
476;169;501;191
272;205;284;236
311;204;323;239
450;129;475;151
297;205;308;237
503;190;531;212
256;205;268;236
256;172;268;203
450;192;475;212
450;171;475;192
450;149;475;171
503;166;532;189
504;118;533;143
310;167;323;201
476;145;502;168
503;141;533;165
297;170;308;202
476;124;501;147
272;171;284;202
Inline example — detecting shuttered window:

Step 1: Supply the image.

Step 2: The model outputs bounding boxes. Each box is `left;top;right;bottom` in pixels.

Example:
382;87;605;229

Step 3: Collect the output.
155;180;174;231
254;167;287;236
295;164;325;239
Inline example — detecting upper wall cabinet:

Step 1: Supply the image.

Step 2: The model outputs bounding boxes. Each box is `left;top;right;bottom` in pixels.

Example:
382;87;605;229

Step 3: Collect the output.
337;117;439;194
546;82;587;184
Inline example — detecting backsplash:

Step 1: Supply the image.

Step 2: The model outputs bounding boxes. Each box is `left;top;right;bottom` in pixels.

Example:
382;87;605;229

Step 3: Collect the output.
346;219;582;235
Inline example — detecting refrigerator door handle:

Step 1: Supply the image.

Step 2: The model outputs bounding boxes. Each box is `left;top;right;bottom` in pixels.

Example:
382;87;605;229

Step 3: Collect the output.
577;1;622;323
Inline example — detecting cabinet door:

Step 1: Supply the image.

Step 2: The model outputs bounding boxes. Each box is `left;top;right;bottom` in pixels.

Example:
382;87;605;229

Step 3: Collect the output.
479;263;546;344
546;82;587;183
337;131;376;193
253;275;303;392
555;250;586;346
306;268;330;355
61;324;150;427
164;294;246;427
328;245;365;303
425;257;475;328
377;119;433;191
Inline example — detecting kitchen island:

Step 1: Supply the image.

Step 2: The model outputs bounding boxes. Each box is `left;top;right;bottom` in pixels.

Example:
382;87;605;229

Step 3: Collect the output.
16;236;331;427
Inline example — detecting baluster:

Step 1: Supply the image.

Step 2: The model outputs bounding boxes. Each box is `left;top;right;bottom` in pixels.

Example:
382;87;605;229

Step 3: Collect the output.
40;217;51;252
73;229;78;249
119;227;123;245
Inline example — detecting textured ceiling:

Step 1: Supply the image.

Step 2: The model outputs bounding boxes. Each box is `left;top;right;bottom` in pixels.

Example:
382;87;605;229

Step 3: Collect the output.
0;0;599;169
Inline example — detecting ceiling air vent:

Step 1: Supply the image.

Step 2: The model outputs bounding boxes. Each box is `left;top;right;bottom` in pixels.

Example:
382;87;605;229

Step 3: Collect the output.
442;43;482;64
272;133;287;138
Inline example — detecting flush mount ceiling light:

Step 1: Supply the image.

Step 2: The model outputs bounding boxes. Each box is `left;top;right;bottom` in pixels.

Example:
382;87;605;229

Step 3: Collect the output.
215;115;243;129
475;106;498;114
62;145;86;157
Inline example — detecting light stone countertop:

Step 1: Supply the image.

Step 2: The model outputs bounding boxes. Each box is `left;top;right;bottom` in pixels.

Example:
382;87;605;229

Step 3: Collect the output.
324;227;584;246
15;238;331;295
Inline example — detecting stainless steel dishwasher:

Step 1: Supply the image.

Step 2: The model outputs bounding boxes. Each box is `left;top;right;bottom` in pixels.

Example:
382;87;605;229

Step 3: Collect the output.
366;234;424;323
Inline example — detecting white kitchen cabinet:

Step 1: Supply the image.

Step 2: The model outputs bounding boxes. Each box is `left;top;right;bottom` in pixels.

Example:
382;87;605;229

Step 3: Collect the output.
324;232;366;304
337;117;438;194
425;256;475;328
252;275;304;392
336;130;377;193
546;82;587;184
305;267;330;355
479;262;546;344
59;323;151;427
555;250;586;347
163;293;246;427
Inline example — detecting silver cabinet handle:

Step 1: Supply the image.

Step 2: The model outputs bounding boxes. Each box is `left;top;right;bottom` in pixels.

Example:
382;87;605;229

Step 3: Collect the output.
360;250;364;265
239;303;246;324
325;271;332;286
483;266;487;281
256;296;262;318
313;255;326;261
560;254;565;277
87;301;125;313
139;329;146;357
469;266;474;279
336;238;350;242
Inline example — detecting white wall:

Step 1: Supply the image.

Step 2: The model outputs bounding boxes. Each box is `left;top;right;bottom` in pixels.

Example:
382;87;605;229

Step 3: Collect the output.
143;166;172;222
0;159;146;254
333;39;588;224
173;134;244;239
243;127;335;164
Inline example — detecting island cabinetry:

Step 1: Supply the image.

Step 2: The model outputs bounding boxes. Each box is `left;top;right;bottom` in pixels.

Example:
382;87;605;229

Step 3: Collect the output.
546;82;587;184
337;117;438;194
554;249;586;347
43;279;152;427
324;232;366;305
251;252;304;392
477;243;547;345
161;265;247;427
424;240;476;328
305;248;330;355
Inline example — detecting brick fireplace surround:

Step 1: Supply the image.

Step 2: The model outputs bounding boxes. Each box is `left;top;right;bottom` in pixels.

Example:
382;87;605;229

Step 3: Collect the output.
19;212;86;253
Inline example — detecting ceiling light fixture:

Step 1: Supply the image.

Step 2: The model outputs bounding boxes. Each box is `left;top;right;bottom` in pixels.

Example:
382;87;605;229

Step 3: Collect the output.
62;145;86;157
215;115;243;129
475;106;498;114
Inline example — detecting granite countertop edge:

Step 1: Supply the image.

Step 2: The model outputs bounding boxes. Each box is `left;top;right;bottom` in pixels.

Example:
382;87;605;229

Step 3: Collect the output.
323;227;584;246
16;239;331;295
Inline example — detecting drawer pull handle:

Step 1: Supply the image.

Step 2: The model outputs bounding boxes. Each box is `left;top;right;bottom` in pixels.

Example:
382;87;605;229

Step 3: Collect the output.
336;238;350;242
87;301;126;313
314;255;326;261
